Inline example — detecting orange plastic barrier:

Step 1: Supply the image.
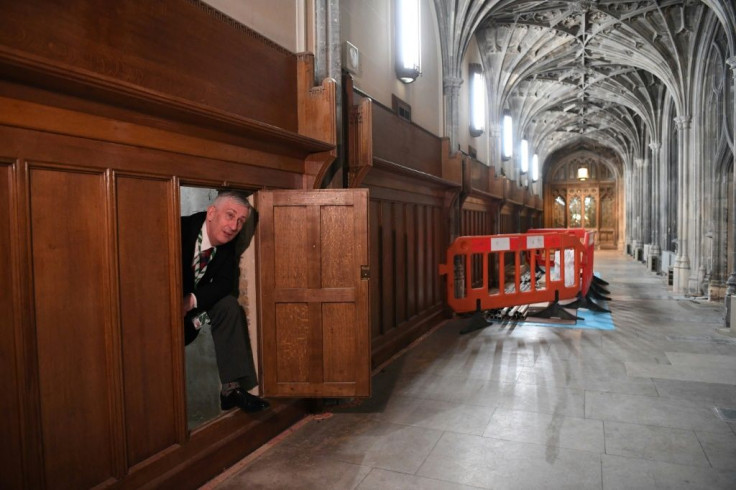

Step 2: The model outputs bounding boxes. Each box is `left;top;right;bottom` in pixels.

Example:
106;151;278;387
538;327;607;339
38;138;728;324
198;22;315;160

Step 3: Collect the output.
527;228;596;296
439;231;588;314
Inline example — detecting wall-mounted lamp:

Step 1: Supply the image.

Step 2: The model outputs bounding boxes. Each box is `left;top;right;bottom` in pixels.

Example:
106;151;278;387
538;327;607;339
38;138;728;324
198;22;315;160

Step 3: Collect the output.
577;166;589;181
395;0;421;84
469;63;485;136
520;139;529;173
502;114;513;159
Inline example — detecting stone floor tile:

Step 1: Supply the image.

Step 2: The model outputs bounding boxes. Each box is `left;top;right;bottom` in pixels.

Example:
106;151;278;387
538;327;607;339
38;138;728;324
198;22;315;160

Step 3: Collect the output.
585;391;728;432
517;367;658;396
417;431;602;489
495;382;585;417
626;360;736;385
603;421;709;467
696;429;736;470
377;394;495;435
215;443;371;490
356;468;479;490
484;407;604;453
602;454;736;490
652;378;736;407
282;414;443;474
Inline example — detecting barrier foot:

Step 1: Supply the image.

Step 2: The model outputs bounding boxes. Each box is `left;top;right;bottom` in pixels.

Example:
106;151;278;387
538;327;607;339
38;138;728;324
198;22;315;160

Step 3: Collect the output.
590;281;611;296
588;286;612;302
592;275;609;286
530;291;584;321
565;292;611;313
459;310;493;335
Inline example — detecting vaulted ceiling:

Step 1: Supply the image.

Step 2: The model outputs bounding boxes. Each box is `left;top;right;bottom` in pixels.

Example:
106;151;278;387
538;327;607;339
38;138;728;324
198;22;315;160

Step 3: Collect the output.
433;0;736;177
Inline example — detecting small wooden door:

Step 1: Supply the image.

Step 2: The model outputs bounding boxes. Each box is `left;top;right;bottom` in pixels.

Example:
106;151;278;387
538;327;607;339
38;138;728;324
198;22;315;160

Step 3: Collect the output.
258;189;371;397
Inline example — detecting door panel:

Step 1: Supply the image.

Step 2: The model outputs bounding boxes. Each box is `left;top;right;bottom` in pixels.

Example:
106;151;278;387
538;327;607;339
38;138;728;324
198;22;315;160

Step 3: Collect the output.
117;175;181;465
259;189;370;397
29;166;115;489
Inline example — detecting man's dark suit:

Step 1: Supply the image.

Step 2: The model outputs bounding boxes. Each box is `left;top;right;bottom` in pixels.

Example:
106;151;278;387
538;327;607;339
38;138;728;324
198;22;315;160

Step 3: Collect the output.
181;211;257;389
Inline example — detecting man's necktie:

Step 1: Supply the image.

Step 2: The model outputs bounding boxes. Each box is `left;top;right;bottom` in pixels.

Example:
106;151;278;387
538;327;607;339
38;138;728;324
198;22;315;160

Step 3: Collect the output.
194;247;214;286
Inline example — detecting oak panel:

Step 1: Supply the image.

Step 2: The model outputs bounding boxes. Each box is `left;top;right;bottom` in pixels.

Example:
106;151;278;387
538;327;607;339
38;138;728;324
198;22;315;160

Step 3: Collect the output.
275;303;311;383
320;205;354;288
405;205;417;318
394;202;407;324
274;206;309;289
369;200;382;339
116;176;179;466
380;201;394;334
29;167;114;488
0;161;22;489
323;303;357;382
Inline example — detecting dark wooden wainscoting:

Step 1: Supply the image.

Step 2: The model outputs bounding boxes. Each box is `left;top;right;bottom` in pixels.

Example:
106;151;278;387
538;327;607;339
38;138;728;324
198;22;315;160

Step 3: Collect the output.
346;84;461;368
0;1;340;487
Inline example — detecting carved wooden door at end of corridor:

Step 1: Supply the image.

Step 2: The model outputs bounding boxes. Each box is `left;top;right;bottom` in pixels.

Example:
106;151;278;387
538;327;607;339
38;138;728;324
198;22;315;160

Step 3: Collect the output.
258;189;371;398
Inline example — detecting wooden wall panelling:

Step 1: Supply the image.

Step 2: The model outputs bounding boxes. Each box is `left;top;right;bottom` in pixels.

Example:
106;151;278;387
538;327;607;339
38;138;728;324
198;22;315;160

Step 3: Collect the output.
29;164;117;488
297;54;338;189
363;169;456;368
0;1;342;485
348;98;373;188
369;198;447;368
0;93;321;185
394;202;407;325
369;200;382;340
431;205;442;305
0;0;299;131
406;204;417;318
380;200;395;336
116;175;183;467
416;205;426;311
0;159;23;489
441;139;462;184
371;101;442;176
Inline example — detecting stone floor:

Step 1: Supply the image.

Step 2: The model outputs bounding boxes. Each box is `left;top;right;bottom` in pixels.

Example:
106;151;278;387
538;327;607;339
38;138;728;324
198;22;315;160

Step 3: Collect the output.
203;251;736;489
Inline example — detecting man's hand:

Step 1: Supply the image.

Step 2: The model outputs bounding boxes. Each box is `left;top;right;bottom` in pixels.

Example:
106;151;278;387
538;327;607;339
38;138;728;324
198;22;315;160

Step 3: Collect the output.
183;293;196;316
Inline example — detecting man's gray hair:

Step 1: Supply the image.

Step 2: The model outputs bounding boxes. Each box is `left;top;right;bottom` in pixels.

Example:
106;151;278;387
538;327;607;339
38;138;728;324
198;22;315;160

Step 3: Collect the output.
214;190;252;211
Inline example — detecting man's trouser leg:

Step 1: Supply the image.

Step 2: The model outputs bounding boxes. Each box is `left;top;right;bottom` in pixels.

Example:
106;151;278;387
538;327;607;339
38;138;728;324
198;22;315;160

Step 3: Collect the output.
207;295;258;390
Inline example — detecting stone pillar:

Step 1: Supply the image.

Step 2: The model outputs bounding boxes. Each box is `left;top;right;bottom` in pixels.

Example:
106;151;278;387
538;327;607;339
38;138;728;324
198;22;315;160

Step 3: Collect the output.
722;57;736;330
443;76;463;155
648;142;661;271
632;158;644;260
489;122;502;173
673;115;691;294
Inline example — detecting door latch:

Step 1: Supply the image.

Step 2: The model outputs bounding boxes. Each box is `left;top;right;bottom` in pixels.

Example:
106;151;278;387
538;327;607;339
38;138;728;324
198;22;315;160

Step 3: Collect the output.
360;265;370;279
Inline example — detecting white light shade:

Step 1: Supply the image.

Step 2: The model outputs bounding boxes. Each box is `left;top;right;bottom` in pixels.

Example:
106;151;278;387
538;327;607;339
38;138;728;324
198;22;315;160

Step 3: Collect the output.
532;154;539;181
577;167;589;180
502;114;513;158
396;0;421;83
470;69;485;134
520;139;529;173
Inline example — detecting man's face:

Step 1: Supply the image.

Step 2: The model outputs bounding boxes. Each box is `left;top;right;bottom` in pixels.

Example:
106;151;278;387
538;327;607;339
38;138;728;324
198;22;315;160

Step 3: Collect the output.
205;197;249;246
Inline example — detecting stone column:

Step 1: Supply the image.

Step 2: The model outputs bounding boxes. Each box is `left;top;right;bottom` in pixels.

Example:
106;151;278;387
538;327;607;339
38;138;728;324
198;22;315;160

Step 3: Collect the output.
673;115;691;294
443;76;463;155
632;158;644;260
492;122;503;165
722;57;736;329
648;142;661;270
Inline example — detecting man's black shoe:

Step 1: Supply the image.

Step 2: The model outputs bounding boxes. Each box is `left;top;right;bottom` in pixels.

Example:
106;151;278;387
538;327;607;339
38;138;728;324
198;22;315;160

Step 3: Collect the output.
220;388;270;413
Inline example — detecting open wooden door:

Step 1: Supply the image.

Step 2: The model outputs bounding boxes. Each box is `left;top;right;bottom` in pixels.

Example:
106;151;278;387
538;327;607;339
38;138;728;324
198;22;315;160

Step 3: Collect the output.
258;189;371;397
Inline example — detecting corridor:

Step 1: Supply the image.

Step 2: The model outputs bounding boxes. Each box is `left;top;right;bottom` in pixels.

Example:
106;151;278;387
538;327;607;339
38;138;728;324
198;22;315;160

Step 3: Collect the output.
206;251;736;489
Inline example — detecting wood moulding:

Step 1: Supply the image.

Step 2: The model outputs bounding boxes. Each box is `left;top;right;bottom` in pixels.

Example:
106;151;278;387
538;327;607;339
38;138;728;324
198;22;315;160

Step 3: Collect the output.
0;52;334;162
0;0;337;169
